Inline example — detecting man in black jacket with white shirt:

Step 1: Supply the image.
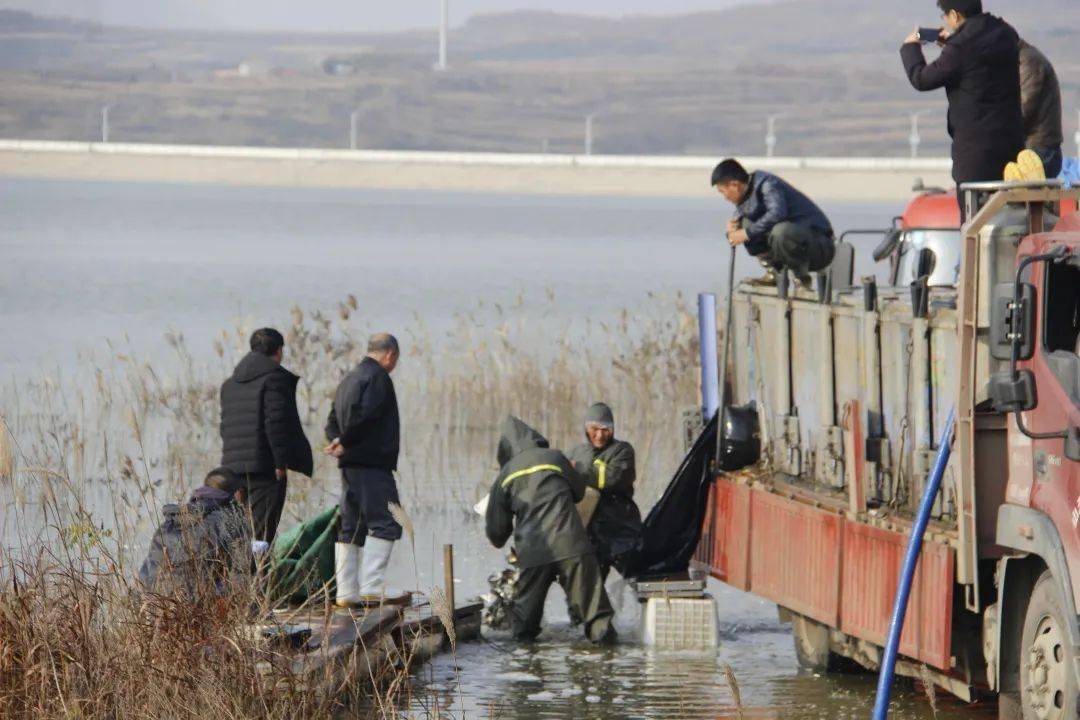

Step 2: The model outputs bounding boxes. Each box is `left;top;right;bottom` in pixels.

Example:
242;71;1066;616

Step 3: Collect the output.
900;0;1023;209
325;333;402;607
219;328;313;544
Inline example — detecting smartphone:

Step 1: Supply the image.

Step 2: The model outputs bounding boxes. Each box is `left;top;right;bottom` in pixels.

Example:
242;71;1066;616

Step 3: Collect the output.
918;27;942;44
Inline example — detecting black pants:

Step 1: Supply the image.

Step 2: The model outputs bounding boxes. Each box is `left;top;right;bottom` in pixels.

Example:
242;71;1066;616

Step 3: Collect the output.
242;473;286;544
1033;145;1063;179
744;219;834;275
338;466;402;545
512;554;615;644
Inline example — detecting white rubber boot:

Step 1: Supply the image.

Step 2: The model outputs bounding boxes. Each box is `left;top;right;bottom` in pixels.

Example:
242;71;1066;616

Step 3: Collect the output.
334;542;362;608
358;536;400;604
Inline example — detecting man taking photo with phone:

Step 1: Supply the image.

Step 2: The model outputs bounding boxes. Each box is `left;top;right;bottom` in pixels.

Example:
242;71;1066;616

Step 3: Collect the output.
900;0;1023;216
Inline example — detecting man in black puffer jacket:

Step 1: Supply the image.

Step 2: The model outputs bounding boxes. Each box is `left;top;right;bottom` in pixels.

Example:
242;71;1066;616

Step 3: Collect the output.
901;0;1023;213
220;328;313;543
324;333;402;607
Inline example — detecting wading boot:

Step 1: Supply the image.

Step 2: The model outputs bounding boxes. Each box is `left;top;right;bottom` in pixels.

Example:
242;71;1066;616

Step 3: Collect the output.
357;537;409;607
334;542;362;609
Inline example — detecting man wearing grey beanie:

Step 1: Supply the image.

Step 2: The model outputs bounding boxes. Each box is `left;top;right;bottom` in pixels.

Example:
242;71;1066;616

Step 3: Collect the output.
567;403;643;581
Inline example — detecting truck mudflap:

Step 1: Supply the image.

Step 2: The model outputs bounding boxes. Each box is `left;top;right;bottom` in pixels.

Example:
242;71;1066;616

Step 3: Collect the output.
695;475;955;670
995;504;1080;691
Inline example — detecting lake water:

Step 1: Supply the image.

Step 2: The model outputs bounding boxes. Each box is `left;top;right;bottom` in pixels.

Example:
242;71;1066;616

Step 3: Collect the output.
0;178;978;718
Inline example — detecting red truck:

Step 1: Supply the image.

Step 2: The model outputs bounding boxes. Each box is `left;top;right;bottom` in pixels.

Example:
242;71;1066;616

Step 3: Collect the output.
694;181;1080;719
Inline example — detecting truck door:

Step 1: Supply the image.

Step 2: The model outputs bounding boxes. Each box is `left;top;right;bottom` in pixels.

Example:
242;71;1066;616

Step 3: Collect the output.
1024;246;1080;604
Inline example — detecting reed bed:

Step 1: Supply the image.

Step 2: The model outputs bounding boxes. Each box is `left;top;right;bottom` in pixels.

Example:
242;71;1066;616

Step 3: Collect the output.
0;292;704;718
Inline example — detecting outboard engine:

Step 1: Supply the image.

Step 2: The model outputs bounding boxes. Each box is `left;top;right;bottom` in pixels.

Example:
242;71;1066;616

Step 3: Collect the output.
719;402;760;471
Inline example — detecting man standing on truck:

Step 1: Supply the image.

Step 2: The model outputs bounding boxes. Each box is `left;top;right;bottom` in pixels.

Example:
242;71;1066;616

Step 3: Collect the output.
900;0;1023;208
566;403;642;582
325;333;403;607
712;158;835;287
485;415;616;644
1012;39;1063;180
219;327;313;544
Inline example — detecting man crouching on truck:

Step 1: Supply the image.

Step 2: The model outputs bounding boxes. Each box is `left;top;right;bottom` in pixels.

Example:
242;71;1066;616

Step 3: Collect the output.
712;158;835;287
485;416;616;644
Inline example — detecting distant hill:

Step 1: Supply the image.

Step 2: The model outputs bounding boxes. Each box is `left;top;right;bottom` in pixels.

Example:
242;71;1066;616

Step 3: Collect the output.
0;1;1076;156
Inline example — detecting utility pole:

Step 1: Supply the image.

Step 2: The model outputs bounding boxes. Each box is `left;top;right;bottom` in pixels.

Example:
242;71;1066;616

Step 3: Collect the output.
765;114;782;158
585;114;595;156
909;110;930;159
101;105;110;143
349;109;360;150
435;0;448;71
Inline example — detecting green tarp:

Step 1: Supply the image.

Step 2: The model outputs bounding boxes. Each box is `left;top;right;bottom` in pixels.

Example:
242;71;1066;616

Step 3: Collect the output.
268;505;339;604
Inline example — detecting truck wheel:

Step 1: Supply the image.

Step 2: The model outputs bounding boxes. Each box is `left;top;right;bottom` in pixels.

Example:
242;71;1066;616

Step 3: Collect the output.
792;614;838;672
1020;571;1078;720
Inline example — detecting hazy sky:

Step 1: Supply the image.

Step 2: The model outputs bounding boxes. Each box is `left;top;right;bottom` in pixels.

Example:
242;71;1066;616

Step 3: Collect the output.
14;0;758;32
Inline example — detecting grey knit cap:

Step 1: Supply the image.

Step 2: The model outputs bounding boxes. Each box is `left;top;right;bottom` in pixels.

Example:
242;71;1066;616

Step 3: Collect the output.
584;402;615;429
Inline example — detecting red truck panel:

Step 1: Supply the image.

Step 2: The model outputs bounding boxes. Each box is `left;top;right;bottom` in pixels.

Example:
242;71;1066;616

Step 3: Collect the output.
713;481;751;590
841;523;954;669
699;477;957;671
749;490;842;626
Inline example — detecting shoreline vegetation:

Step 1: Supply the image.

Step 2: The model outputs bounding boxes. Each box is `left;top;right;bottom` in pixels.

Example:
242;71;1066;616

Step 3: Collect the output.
0;292;700;718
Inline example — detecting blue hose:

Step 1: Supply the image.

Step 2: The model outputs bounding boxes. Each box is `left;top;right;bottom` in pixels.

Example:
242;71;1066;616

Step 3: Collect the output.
871;408;956;719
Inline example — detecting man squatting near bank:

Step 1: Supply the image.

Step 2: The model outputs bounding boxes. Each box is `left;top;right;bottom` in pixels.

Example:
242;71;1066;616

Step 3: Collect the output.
325;333;404;607
138;467;254;599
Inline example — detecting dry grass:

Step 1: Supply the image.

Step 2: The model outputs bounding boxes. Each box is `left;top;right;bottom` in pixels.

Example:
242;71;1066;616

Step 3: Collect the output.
0;291;702;718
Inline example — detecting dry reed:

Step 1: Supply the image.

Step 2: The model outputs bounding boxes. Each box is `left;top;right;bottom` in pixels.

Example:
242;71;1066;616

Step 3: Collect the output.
721;662;744;720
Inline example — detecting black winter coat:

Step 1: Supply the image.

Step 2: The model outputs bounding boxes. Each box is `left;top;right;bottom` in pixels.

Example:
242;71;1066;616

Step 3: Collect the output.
901;14;1024;186
485;416;592;569
325;357;400;471
220;352;313;477
137;487;252;597
567;439;643;573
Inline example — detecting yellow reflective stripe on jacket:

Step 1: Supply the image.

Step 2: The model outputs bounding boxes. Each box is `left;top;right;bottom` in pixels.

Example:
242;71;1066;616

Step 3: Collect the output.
593;458;607;490
501;464;563;489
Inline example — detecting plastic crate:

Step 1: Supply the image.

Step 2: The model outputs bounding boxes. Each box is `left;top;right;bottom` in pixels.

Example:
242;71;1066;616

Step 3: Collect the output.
640;594;719;650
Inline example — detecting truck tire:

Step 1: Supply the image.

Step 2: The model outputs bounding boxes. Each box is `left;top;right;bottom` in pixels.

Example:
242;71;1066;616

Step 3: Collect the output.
791;614;848;672
792;613;829;670
1019;570;1078;720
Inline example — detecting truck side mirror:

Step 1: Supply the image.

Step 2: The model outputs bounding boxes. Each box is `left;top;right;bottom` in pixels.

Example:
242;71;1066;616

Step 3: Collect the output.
988;369;1038;413
1066;428;1080;463
990;282;1036;361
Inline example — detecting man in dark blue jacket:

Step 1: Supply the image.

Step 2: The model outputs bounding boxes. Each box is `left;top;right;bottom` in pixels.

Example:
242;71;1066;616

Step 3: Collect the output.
712;158;835;286
325;333;402;607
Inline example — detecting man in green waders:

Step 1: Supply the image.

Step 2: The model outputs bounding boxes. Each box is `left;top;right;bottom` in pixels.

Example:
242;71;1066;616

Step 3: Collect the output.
485;416;616;644
566;403;643;581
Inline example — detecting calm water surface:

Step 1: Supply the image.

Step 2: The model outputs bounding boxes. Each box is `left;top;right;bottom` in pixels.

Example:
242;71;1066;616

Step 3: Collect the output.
1;178;983;718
